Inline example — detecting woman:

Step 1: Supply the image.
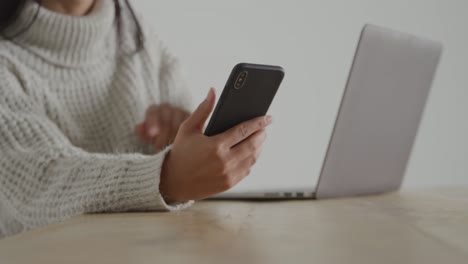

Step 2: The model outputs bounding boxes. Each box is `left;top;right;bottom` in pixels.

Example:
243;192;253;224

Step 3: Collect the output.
0;0;270;238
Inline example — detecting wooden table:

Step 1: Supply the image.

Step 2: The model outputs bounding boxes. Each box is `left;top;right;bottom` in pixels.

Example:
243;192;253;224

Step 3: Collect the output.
0;187;467;264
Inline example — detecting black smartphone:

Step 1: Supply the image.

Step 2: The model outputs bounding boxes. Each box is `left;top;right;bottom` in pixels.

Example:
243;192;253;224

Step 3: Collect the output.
204;63;285;137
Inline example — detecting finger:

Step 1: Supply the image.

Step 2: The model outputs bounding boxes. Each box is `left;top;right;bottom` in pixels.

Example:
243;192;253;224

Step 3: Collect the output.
141;122;154;142
181;88;216;133
165;110;179;144
238;145;264;176
135;123;145;138
219;115;272;147
170;111;186;141
145;105;164;137
154;125;171;151
227;151;263;189
229;129;267;162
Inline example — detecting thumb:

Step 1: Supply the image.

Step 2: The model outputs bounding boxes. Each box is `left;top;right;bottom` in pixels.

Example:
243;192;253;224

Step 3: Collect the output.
182;87;216;133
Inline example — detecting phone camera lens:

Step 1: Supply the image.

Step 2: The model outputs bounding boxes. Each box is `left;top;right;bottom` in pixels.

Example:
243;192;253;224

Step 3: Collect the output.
234;71;248;89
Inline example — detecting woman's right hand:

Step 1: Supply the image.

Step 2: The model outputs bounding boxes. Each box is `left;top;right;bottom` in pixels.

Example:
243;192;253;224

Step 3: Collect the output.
160;88;272;203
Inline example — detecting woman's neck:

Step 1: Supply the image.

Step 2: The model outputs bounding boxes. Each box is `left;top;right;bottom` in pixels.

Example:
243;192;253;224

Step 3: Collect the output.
39;0;97;16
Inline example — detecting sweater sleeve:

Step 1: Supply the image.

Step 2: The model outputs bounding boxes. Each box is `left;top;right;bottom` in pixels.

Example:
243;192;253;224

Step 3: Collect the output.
0;69;193;232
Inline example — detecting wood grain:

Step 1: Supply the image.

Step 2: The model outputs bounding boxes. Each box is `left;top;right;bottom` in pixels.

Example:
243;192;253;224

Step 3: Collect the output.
0;187;467;264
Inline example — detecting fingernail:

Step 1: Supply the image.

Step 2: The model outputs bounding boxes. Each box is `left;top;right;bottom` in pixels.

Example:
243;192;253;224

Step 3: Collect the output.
205;87;214;102
148;126;159;137
265;115;273;125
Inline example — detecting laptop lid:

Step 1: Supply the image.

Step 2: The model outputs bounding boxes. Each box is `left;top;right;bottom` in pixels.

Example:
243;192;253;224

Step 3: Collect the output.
316;24;442;199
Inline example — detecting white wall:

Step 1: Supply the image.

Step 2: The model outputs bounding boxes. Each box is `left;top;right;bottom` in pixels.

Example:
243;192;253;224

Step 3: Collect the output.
134;0;468;189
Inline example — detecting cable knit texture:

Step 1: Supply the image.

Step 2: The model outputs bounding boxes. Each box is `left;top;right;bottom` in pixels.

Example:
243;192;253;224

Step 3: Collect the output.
0;0;194;238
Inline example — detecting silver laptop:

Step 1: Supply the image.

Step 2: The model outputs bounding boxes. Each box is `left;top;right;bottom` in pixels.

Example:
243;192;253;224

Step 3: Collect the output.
212;24;443;200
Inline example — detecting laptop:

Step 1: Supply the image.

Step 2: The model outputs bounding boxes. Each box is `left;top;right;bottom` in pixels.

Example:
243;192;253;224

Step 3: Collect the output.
212;24;443;200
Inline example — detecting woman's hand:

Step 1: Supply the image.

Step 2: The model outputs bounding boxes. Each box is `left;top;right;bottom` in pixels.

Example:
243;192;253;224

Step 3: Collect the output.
160;88;272;203
136;104;190;152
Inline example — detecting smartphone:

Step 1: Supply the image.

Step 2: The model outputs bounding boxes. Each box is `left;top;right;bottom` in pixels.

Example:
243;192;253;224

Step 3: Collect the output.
204;63;285;137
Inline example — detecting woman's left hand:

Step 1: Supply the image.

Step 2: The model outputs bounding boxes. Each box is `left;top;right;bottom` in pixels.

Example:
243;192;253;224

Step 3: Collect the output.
136;104;190;152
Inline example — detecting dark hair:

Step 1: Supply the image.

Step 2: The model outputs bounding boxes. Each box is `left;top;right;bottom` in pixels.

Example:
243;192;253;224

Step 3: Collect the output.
0;0;144;51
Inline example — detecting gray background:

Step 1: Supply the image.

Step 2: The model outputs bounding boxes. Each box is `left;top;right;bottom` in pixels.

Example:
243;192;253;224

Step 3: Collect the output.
134;0;468;189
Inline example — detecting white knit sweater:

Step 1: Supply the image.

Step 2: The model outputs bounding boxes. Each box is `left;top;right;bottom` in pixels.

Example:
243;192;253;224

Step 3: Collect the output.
0;0;194;238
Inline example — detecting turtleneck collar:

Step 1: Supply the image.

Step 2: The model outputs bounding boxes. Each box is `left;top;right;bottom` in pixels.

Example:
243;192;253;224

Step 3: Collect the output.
5;0;116;68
